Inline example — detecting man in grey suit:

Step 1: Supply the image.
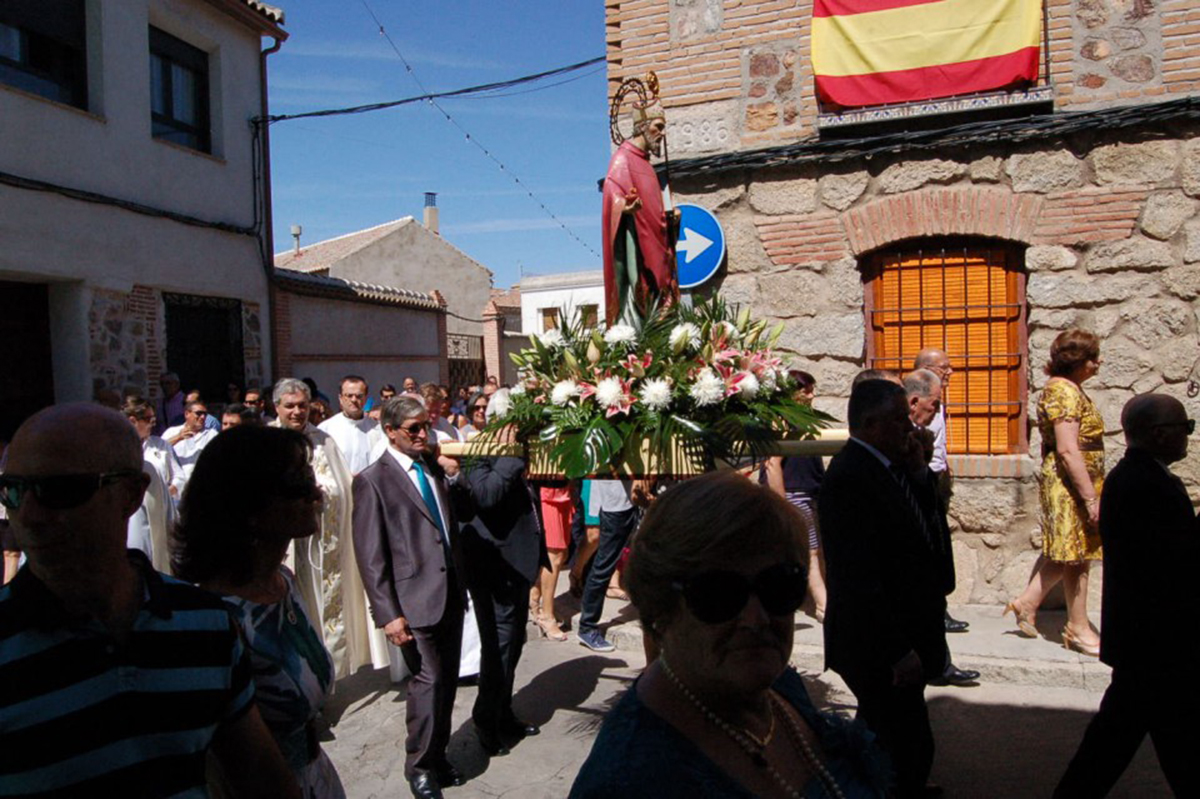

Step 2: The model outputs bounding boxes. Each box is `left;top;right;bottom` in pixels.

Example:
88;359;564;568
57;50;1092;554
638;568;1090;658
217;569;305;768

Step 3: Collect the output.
352;396;467;799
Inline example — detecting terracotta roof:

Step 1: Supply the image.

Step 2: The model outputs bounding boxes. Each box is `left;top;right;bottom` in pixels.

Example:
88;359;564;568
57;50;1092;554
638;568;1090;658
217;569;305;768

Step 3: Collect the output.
274;218;415;272
244;1;284;23
273;267;445;311
489;286;521;308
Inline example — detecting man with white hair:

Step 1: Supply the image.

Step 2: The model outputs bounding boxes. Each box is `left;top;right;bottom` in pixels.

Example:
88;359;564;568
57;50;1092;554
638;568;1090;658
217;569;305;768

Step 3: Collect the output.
903;368;979;688
1056;393;1198;797
913;349;970;636
272;377;380;678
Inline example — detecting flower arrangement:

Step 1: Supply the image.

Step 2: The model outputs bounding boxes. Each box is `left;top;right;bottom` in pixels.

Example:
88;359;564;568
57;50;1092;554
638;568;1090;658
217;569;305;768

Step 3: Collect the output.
478;297;832;478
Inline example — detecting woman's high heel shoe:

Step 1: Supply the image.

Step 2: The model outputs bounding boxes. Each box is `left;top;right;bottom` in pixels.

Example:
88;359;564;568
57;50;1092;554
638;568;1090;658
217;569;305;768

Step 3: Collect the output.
537;615;568;642
1004;600;1038;638
1061;627;1100;657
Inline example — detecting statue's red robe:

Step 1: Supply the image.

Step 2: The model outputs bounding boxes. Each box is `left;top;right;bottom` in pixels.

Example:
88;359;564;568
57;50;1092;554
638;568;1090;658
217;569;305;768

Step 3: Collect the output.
602;140;677;325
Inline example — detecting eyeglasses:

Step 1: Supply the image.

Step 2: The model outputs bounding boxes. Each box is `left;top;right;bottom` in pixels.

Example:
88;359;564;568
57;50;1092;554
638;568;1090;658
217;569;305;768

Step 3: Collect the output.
1154;419;1196;434
188;409;208;417
671;562;806;624
399;421;430;435
0;470;143;511
471;404;488;412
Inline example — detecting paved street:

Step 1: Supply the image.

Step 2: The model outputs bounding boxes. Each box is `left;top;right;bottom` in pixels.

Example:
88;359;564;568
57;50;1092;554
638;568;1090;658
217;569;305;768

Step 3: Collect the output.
323;601;1170;798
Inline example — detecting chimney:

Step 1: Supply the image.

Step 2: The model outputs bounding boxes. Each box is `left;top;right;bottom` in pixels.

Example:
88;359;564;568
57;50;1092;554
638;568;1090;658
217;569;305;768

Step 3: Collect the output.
423;192;439;235
290;224;302;254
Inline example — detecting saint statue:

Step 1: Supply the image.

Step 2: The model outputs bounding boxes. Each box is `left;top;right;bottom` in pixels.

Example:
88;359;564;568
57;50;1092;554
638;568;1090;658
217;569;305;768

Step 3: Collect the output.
603;72;679;327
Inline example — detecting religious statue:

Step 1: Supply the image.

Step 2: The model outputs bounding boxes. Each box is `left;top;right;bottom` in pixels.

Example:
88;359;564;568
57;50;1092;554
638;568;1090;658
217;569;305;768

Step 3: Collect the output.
603;72;679;328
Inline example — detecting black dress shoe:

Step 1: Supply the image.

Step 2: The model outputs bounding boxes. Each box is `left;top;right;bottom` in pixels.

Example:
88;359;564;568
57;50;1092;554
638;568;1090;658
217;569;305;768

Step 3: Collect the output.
944;611;969;633
408;772;444;799
501;717;540;738
475;726;511;756
434;760;465;787
929;663;980;686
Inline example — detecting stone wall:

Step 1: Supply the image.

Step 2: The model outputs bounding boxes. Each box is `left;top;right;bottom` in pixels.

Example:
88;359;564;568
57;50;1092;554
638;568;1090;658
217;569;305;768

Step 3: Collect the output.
607;0;1199;155
89;285;266;402
675;128;1200;602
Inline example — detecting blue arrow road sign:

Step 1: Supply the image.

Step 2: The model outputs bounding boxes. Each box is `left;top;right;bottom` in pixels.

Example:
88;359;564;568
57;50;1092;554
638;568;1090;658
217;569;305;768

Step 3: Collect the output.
675;203;726;289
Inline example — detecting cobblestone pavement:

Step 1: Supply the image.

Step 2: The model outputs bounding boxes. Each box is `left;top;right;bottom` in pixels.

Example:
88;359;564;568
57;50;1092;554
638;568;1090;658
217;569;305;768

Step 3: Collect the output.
321;601;1170;798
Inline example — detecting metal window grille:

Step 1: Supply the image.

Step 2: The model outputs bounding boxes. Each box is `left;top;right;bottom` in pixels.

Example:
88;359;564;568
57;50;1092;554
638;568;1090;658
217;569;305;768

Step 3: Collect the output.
864;240;1028;455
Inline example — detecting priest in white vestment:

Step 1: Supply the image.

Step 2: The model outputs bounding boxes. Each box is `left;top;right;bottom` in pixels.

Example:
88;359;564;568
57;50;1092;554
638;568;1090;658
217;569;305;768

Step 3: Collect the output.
272;377;381;678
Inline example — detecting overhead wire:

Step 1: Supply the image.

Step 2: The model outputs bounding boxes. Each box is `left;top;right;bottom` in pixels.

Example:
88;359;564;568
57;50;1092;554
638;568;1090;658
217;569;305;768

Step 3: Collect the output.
357;0;601;261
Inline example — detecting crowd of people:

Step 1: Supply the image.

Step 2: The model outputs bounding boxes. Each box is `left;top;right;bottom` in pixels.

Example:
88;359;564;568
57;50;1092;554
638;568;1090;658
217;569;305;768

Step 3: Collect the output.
1;328;1195;797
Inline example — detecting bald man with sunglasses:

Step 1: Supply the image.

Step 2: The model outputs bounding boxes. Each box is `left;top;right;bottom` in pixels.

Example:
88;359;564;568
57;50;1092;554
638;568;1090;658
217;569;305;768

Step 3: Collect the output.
0;403;299;797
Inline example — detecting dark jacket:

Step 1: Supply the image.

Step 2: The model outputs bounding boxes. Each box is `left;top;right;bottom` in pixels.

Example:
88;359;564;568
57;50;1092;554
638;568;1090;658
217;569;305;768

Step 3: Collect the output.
460;456;547;584
351;452;467;629
1098;447;1200;670
819;439;949;683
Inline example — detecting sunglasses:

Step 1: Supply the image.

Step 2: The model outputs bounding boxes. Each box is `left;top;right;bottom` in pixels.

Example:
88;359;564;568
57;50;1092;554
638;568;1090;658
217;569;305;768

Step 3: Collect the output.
275;473;320;500
471;404;488;412
1154;419;1196;434
0;470;143;511
399;421;430;435
672;562;806;624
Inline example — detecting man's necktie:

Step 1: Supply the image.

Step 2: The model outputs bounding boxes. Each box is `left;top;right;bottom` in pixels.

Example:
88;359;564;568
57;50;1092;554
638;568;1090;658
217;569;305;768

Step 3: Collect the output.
412;461;446;538
891;464;939;552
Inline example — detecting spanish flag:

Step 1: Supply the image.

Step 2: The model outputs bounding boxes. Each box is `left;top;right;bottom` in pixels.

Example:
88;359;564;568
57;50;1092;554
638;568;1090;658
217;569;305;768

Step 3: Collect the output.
812;0;1042;109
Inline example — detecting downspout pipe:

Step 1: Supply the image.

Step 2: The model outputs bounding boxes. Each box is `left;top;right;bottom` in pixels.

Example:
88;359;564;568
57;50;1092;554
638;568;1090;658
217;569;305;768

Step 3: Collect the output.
259;34;284;384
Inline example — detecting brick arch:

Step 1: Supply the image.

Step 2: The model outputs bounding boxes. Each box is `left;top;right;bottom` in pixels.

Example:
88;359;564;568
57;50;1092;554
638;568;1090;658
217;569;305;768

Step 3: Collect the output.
840;186;1045;257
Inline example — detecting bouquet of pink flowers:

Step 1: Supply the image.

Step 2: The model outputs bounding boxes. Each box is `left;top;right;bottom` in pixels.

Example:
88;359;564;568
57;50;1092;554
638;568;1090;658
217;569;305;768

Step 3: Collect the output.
482;297;830;478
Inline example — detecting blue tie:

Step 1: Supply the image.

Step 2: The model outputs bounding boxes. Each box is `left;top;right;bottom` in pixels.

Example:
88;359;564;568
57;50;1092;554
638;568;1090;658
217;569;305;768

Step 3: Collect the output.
412;461;446;537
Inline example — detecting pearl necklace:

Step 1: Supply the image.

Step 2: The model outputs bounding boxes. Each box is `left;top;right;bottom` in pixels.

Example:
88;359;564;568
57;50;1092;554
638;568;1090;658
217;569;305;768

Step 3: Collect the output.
771;692;846;799
660;658;844;799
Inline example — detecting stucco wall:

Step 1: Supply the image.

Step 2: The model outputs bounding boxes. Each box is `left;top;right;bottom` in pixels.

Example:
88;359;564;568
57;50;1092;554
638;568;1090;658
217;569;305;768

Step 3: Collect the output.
520;278;606;333
278;292;444;398
329;223;492;340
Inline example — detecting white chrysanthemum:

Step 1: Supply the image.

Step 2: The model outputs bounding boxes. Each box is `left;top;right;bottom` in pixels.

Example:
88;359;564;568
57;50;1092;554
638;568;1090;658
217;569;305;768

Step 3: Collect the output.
550;380;580;406
488;390;512;418
669;322;701;351
735;371;760;399
537;328;566;348
603;324;637;346
639;377;673;411
594;376;625;408
759;367;778;394
689;368;725;407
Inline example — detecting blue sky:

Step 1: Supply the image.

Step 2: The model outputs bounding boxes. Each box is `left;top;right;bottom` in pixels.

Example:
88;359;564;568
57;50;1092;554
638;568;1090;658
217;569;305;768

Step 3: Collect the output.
267;1;609;289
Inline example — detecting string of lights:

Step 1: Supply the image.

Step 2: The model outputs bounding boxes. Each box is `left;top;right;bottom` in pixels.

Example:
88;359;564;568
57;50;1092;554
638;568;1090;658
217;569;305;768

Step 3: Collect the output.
358;0;601;260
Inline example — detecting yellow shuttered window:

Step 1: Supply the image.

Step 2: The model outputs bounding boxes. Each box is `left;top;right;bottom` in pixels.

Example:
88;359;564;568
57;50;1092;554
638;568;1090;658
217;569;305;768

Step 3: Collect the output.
864;239;1028;455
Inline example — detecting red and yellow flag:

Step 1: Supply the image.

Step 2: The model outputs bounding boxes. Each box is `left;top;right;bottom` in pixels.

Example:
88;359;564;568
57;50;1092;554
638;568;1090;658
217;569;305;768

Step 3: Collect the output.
812;0;1042;109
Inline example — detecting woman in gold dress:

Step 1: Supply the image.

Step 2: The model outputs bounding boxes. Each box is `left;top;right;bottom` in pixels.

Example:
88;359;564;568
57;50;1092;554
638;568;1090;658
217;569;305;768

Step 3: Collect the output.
1006;329;1104;655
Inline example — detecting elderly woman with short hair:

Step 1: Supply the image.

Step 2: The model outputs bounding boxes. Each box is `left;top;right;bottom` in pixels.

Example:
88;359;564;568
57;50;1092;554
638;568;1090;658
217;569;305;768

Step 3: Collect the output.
570;471;888;798
271;377;382;678
1007;329;1106;655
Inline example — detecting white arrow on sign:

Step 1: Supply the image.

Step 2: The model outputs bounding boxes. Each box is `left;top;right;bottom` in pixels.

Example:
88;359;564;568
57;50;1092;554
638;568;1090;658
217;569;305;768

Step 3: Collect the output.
677;227;713;264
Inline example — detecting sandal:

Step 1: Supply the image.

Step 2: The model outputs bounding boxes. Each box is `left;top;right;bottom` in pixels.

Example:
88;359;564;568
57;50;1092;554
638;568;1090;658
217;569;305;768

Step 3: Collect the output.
537;615;568;641
1004;600;1038;638
606;587;630;601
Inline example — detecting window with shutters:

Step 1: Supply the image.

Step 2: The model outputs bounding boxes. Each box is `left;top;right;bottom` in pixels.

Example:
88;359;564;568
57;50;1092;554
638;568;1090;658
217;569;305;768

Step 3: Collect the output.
864;239;1028;455
541;307;560;332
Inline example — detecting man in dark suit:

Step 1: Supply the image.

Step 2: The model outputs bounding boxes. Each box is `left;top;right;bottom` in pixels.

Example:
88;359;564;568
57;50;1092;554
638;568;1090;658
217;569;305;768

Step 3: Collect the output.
459;393;546;755
352;396;467;799
820;378;950;798
1056;393;1198;797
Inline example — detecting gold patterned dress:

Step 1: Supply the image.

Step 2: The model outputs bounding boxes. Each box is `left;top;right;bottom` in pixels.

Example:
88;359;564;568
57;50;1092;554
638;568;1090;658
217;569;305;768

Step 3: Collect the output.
1037;379;1105;562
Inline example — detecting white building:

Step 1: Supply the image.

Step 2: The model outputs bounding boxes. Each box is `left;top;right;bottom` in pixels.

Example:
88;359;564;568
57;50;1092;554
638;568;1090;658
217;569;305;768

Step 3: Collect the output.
518;270;605;334
0;0;286;437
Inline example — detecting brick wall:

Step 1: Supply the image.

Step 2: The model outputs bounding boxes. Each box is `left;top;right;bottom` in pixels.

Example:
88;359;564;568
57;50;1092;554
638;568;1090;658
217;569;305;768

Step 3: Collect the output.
607;0;1200;155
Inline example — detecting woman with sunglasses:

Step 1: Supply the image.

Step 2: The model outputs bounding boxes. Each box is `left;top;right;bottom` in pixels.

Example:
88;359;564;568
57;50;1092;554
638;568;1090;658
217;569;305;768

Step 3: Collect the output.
570;471;887;798
172;426;346;798
459;390;490;439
